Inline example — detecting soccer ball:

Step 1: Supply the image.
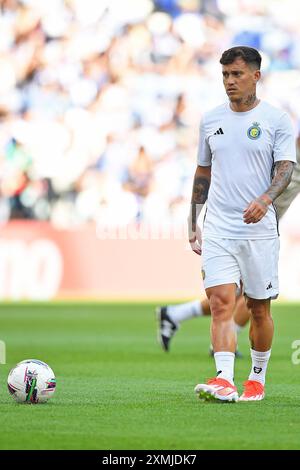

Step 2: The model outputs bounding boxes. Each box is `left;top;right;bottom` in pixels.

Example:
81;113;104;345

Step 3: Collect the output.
7;359;56;404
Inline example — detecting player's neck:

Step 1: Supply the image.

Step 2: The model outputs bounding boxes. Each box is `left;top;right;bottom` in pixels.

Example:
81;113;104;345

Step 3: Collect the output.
229;95;260;113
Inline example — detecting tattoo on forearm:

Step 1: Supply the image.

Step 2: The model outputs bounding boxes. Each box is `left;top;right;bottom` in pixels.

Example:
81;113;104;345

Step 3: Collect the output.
266;161;294;201
191;203;197;232
244;94;256;106
191;177;209;231
191;177;209;204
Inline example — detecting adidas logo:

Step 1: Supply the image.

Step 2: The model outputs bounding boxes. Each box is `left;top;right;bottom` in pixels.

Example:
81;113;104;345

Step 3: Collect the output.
214;128;224;135
266;282;272;290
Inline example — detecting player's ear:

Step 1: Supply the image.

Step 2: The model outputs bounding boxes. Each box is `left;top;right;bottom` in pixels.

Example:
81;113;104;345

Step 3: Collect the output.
254;69;261;83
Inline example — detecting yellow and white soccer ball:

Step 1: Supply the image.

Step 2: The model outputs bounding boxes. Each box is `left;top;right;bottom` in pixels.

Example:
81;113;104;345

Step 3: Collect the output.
7;359;56;404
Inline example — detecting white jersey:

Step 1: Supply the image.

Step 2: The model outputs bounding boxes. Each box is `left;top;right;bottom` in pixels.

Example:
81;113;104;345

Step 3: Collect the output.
197;100;296;239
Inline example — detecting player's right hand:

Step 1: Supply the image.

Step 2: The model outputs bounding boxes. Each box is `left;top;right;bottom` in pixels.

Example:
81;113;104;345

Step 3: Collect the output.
188;224;202;255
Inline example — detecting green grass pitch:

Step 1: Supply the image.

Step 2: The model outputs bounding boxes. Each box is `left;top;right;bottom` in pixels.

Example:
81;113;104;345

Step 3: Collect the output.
0;301;300;450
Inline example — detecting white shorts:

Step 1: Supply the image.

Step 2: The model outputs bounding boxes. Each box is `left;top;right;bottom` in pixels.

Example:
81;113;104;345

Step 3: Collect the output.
201;237;280;300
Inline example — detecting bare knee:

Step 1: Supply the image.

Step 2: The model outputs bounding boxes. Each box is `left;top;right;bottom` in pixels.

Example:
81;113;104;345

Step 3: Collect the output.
208;291;235;322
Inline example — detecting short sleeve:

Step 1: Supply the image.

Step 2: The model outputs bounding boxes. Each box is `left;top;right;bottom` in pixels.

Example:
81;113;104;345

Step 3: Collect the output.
197;118;212;166
273;113;297;163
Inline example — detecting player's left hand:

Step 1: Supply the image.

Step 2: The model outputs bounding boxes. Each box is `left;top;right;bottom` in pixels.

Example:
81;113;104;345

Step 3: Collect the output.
243;195;272;224
188;223;202;255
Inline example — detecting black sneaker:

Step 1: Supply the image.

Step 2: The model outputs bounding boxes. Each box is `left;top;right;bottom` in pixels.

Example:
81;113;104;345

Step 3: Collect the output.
209;345;243;358
156;306;178;352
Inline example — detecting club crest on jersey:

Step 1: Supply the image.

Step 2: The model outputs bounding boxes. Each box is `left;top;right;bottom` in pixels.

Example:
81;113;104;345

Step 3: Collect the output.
247;122;261;140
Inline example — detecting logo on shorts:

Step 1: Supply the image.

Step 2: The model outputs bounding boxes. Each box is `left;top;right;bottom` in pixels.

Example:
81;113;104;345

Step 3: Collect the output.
201;269;205;280
266;282;273;290
253;367;262;374
247;122;261;140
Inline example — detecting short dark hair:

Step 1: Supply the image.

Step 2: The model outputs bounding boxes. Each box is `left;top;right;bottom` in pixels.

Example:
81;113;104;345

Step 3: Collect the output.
220;46;262;70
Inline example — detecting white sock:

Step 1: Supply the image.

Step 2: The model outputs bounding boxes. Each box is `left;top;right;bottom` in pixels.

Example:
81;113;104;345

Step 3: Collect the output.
248;349;271;385
167;300;203;324
214;352;235;385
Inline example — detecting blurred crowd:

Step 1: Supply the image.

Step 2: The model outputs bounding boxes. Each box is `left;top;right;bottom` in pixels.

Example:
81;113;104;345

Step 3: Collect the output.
0;0;300;228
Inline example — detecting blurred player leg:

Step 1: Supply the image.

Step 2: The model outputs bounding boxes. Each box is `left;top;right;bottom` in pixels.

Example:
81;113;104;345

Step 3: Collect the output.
156;299;210;352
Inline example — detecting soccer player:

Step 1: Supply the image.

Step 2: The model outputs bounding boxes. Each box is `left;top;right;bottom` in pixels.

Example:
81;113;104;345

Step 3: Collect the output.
185;46;296;402
157;145;300;354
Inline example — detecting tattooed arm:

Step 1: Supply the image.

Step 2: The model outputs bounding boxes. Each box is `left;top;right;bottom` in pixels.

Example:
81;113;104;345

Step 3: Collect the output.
243;160;295;224
265;160;295;202
188;165;211;254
